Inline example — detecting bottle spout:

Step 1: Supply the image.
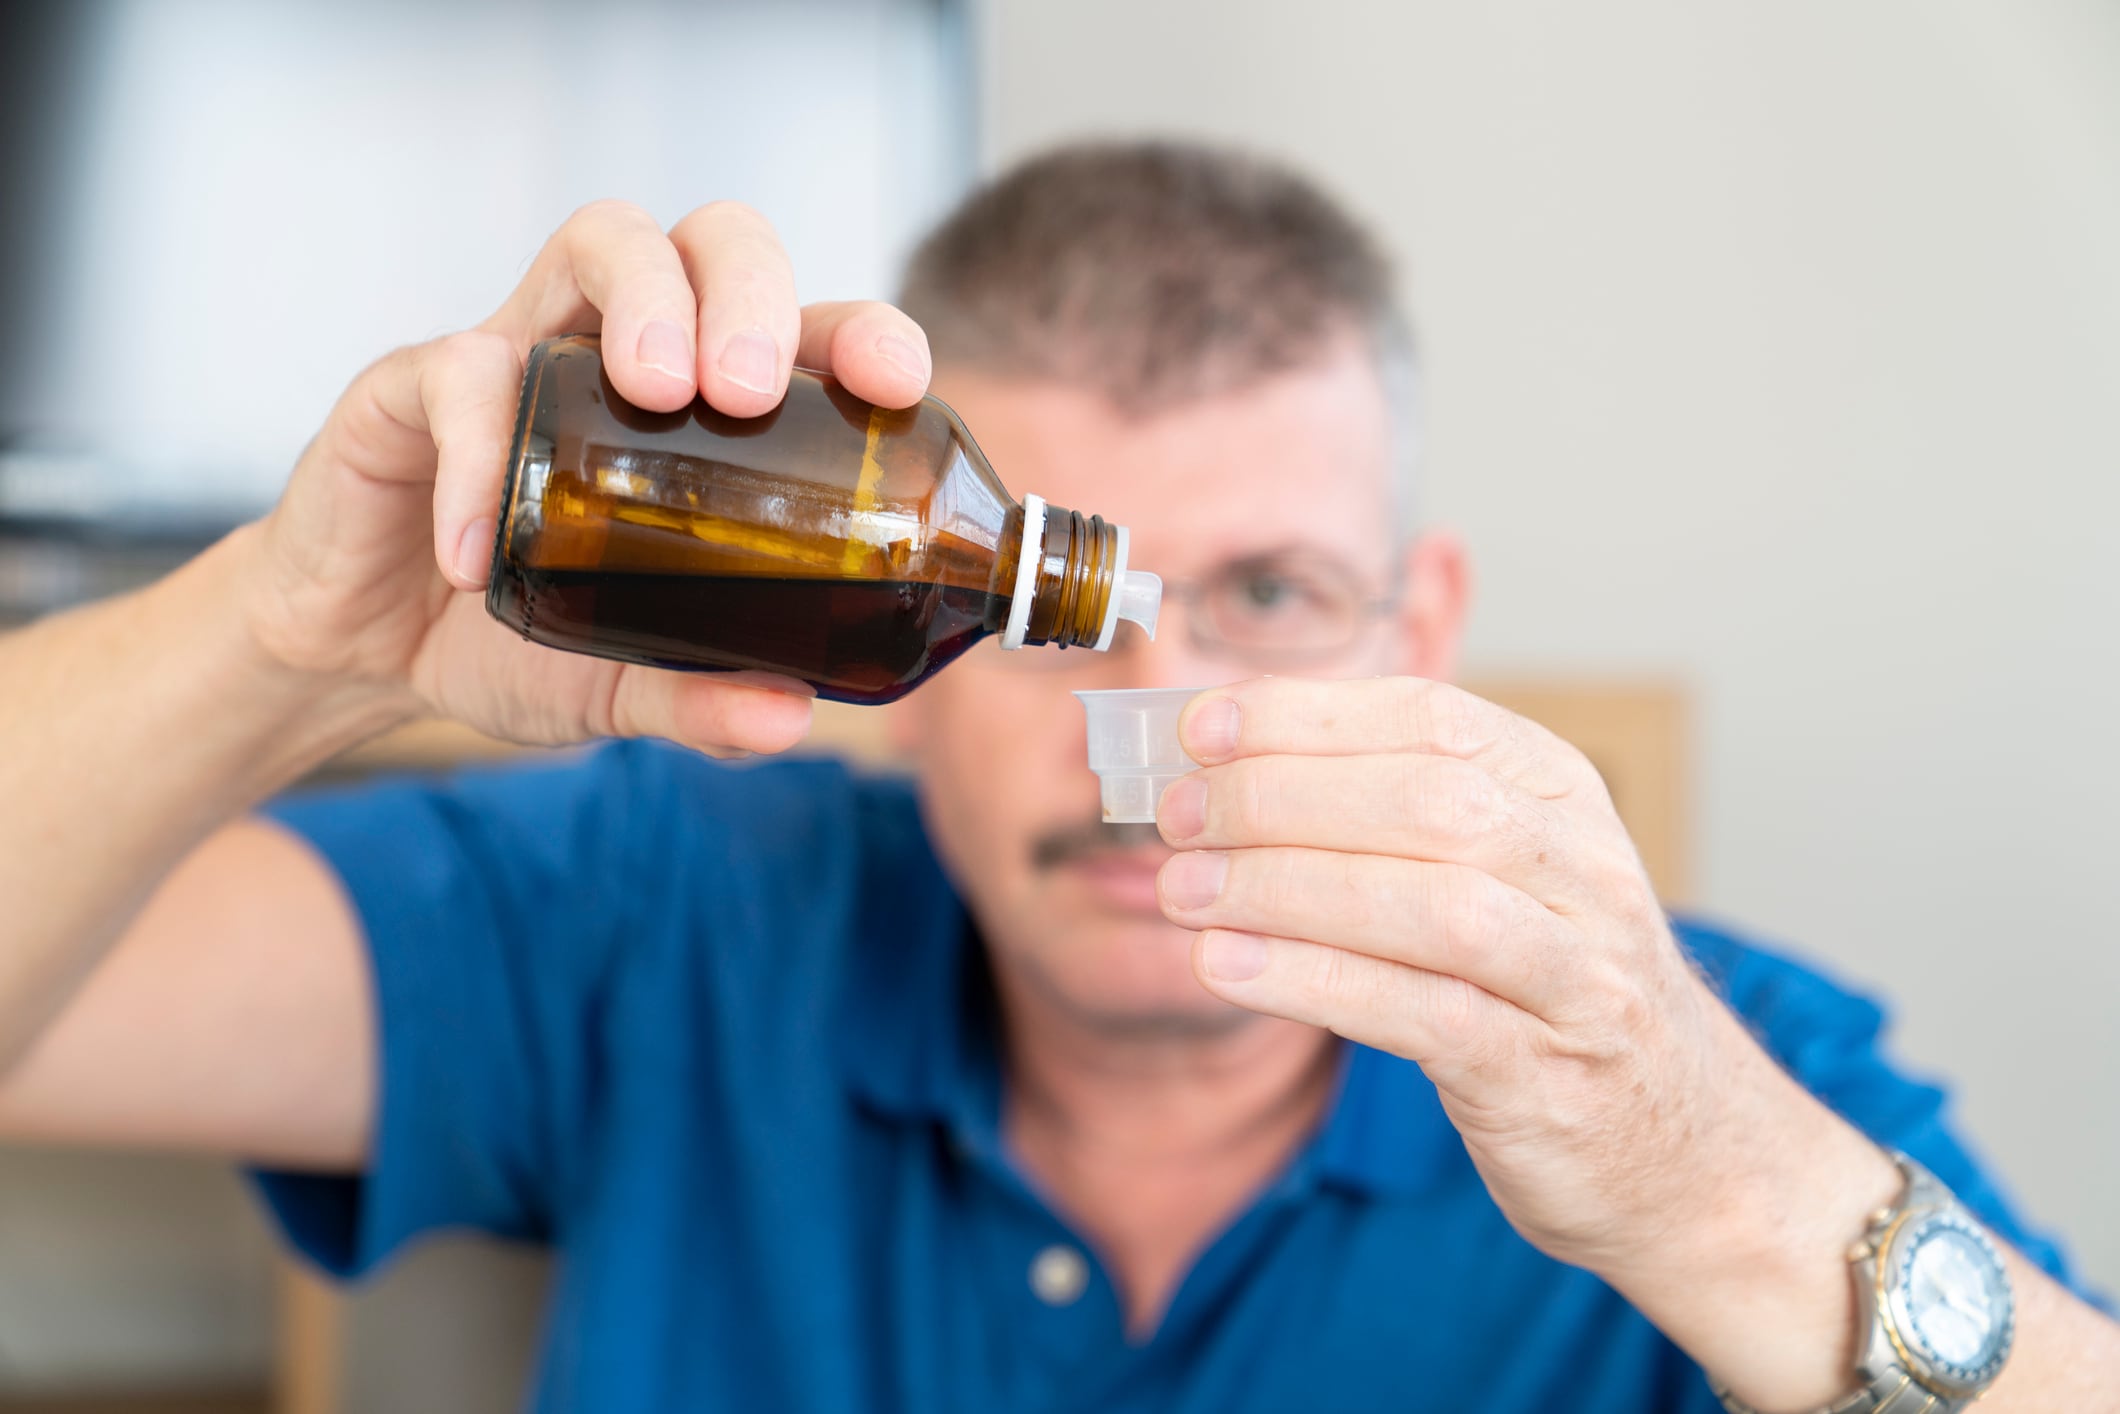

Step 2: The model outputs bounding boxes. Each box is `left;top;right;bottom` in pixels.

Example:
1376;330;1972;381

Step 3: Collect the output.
1093;526;1162;650
1116;570;1162;643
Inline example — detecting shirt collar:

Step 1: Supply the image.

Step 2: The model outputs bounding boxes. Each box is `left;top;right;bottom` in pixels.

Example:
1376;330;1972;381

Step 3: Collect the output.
834;882;995;1130
835;890;1465;1202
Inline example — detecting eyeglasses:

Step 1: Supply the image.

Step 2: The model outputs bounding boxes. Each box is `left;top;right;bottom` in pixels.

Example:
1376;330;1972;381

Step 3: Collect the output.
967;549;1399;673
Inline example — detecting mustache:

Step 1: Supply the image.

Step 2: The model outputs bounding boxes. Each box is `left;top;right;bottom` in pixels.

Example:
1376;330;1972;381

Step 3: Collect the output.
1030;816;1168;870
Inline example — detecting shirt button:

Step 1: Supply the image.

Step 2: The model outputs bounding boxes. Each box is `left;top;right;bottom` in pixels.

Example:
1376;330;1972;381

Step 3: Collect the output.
1028;1244;1089;1307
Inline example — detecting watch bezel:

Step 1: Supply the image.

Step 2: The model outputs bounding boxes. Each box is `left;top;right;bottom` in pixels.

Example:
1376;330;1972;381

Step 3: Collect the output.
1877;1206;2016;1395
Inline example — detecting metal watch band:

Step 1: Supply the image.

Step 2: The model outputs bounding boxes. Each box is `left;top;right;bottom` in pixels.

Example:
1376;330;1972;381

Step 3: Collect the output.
1710;1365;1958;1414
1708;1373;1868;1414
1705;1153;1972;1414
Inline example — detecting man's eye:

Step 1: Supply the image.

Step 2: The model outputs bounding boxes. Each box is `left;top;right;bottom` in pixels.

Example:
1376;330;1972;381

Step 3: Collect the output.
1241;575;1292;610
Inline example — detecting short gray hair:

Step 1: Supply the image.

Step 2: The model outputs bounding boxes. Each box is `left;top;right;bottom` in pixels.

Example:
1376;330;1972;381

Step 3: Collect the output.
898;139;1420;533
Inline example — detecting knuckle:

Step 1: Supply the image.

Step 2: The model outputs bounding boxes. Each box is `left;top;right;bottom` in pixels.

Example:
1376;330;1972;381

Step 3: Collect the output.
1314;945;1387;1016
1249;850;1302;921
1623;864;1662;919
1333;852;1387;935
1386;676;1439;750
1418;680;1476;751
328;374;405;472
836;301;926;346
1605;966;1658;1039
571;196;656;232
1541;934;1604;1023
1552;957;1652;1062
695;197;767;228
1222;760;1274;841
435;327;513;370
1410;757;1502;840
379;337;427;371
704;262;780;303
1413;679;1497;757
348;341;417;398
1445;869;1533;999
1592;846;1659;921
841;297;903;324
1515;798;1561;865
1432;867;1499;968
1480;871;1534;945
703;267;800;331
1475;774;1557;867
1563;741;1616;807
679;199;786;259
1425;974;1493;1061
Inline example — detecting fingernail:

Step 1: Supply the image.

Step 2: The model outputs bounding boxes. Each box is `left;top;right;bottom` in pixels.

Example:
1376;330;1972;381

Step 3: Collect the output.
453;517;496;586
1186;697;1241;760
1160;851;1228;911
1202;932;1269;982
636;320;693;382
876;333;929;383
1158;776;1208;841
717;329;779;395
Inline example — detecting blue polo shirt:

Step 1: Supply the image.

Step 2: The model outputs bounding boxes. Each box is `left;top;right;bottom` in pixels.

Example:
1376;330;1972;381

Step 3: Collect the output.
256;741;2090;1412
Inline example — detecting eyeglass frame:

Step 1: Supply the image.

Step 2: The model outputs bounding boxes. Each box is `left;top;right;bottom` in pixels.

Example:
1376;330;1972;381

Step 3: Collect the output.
969;546;1404;673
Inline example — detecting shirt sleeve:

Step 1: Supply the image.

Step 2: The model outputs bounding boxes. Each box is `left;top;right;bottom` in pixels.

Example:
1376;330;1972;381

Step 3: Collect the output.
250;741;840;1280
1676;916;2109;1312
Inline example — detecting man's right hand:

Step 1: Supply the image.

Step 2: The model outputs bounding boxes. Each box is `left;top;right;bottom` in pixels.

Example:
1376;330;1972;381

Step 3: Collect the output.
241;198;936;756
0;199;936;1162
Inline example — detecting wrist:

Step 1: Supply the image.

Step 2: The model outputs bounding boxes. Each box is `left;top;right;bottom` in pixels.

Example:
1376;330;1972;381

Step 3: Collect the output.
177;523;424;791
1599;1010;1902;1410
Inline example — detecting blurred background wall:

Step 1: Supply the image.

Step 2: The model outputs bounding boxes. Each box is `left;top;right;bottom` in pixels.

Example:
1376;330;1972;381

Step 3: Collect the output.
2;0;2115;1406
0;0;970;519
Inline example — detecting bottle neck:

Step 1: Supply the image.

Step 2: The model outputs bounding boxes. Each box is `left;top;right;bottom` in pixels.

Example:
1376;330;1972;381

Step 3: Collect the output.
1018;501;1119;649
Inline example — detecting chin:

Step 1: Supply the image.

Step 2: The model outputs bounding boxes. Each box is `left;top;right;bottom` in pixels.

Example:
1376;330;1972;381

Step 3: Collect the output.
995;908;1251;1037
1049;976;1254;1039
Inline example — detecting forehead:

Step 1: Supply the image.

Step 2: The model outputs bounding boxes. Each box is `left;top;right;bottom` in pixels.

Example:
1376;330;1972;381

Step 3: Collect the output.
930;343;1398;579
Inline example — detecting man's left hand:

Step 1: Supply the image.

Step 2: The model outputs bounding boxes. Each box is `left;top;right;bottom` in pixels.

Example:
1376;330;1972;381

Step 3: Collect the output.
1154;675;1900;1405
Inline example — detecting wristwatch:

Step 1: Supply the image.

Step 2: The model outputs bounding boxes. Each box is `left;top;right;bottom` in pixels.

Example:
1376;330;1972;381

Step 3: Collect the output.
1711;1152;2015;1414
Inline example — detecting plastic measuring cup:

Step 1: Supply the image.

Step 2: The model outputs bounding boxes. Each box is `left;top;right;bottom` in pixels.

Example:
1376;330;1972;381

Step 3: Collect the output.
1074;687;1209;823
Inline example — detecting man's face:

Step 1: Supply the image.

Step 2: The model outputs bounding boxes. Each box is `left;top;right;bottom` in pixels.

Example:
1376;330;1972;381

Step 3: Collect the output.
894;341;1469;1036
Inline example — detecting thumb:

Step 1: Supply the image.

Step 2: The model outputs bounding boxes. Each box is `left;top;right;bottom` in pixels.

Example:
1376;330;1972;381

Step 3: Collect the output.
348;330;525;591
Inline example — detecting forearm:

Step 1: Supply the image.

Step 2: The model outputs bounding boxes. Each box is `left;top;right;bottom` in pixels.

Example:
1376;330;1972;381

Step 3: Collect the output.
1607;1009;2119;1410
0;524;411;1065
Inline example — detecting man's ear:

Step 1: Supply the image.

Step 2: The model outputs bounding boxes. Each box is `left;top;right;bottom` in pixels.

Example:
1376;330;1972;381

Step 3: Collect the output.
1395;528;1471;683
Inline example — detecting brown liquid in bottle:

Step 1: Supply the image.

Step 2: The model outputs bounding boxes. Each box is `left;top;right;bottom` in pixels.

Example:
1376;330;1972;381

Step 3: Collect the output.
508;571;1000;706
487;335;1154;703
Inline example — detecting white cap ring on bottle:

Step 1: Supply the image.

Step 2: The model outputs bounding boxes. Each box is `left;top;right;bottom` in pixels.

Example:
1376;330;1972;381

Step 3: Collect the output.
1000;493;1162;652
1000;494;1047;651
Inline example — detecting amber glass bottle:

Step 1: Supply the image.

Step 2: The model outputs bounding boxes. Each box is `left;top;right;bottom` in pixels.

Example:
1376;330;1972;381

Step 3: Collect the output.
486;335;1160;704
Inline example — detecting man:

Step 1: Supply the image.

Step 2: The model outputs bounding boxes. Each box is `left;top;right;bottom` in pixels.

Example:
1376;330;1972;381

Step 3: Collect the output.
0;142;2112;1410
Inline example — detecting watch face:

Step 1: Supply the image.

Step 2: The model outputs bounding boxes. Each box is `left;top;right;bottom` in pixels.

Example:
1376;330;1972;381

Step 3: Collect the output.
1884;1210;2015;1392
